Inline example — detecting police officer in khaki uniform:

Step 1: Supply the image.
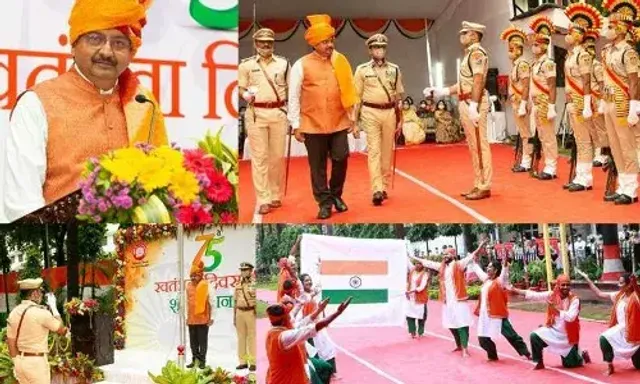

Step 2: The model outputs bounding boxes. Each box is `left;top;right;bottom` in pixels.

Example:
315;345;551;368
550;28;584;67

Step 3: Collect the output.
563;3;601;193
587;30;610;169
354;33;404;206
6;278;67;384
528;17;559;180
425;21;492;200
500;24;532;173
234;262;256;371
601;0;640;205
238;28;291;215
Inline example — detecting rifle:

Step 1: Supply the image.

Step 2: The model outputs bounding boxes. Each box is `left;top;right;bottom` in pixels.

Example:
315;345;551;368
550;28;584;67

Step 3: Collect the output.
602;147;617;196
529;130;542;178
284;125;293;196
565;139;577;188
513;133;522;170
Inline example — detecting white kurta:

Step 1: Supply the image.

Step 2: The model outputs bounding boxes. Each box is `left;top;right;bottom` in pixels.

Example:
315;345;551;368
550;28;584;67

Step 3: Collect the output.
404;268;429;320
296;291;337;361
602;292;640;360
525;290;580;357
422;254;474;329
472;263;509;339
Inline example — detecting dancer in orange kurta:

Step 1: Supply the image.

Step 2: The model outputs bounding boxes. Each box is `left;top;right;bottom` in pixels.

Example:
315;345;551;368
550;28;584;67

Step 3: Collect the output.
276;235;302;302
2;0;168;222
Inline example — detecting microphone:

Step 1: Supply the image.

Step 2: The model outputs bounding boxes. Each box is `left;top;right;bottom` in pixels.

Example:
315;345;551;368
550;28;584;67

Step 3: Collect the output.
135;94;157;144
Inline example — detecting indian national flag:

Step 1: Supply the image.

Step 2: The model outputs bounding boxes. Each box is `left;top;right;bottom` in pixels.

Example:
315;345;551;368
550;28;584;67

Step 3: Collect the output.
320;259;389;305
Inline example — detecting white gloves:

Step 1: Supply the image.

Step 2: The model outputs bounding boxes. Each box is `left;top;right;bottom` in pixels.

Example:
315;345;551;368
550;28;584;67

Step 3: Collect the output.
423;87;450;99
242;86;258;103
583;95;592;119
468;101;480;125
45;293;60;317
547;103;557;120
598;99;605;114
517;101;527;117
627;100;640;125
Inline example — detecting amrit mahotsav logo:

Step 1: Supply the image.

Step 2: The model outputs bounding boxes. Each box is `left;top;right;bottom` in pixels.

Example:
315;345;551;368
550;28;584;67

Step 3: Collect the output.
189;0;238;30
195;234;225;272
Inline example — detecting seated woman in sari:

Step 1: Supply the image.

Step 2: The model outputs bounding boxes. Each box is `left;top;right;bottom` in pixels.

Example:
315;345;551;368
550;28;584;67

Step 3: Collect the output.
401;97;426;146
435;100;462;144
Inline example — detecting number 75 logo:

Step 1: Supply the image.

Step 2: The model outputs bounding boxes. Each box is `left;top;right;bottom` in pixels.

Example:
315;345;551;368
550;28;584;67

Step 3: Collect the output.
190;0;238;30
194;234;225;272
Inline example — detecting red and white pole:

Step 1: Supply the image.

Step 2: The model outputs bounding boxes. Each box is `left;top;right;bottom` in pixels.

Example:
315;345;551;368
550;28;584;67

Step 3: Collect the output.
598;224;624;281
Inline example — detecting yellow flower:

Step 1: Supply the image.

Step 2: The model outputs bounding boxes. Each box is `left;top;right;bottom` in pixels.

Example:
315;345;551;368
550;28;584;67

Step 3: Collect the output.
151;146;184;171
100;147;147;183
168;170;200;203
137;156;172;191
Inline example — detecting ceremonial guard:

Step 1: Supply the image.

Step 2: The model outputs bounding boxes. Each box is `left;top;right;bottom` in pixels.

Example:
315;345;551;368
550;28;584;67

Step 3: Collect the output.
563;3;602;192
234;262;257;372
6;278;68;384
354;33;405;206
601;0;640;205
425;21;492;201
500;25;532;173
238;28;291;215
528;17;559;180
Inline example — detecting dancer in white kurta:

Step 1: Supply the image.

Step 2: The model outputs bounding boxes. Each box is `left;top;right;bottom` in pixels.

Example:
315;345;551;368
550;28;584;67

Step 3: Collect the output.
577;269;640;375
510;274;589;370
472;259;531;360
405;260;431;338
410;240;487;357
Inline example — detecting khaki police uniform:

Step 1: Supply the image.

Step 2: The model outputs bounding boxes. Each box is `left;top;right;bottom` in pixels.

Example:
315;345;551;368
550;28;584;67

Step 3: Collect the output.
510;57;533;168
238;28;290;209
565;44;595;187
602;39;640;199
7;279;62;384
591;58;609;159
354;33;405;195
530;55;559;175
457;22;492;193
234;262;257;368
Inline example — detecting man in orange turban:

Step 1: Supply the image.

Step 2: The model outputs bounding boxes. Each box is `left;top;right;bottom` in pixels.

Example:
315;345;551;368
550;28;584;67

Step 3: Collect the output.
510;274;591;370
186;255;216;369
2;0;168;223
287;14;360;220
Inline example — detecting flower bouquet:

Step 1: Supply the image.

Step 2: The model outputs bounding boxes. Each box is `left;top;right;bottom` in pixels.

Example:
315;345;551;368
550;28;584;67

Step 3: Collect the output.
63;298;99;317
77;128;238;225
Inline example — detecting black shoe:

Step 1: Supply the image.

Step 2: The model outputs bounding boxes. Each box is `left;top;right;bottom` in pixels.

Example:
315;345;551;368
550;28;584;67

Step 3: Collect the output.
604;193;619;202
317;205;332;220
198;360;206;369
236;364;248;370
568;184;592;192
249;365;256;372
563;182;575;190
333;197;348;213
593;160;603;167
186;362;196;368
539;172;557;180
614;194;638;205
382;191;388;200
512;166;530;173
372;191;384;206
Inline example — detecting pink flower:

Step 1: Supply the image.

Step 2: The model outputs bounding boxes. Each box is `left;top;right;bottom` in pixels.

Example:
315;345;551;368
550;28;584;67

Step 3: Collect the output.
205;170;233;203
220;211;236;224
176;205;213;225
184;149;214;174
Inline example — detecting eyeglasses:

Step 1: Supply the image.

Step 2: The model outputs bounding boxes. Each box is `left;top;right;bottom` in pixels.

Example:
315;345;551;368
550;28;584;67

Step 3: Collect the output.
82;32;132;51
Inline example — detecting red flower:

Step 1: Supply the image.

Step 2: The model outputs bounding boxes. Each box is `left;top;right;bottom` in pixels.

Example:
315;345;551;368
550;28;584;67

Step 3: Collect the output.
184;149;214;174
220;211;237;224
176;205;213;224
205;170;233;203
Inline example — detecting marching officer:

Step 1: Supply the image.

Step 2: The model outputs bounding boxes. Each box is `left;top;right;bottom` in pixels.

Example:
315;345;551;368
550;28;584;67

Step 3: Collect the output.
234;262;257;372
238;28;291;215
6;278;67;384
354;33;405;206
425;21;493;200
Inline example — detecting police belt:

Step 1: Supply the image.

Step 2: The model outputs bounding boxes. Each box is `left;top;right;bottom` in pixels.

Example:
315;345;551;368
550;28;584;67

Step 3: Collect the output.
19;351;46;357
236;306;256;311
253;100;286;109
362;101;396;110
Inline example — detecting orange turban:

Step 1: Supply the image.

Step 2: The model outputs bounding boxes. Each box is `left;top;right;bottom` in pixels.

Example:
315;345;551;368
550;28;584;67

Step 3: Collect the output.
68;0;152;53
305;14;336;46
190;260;204;275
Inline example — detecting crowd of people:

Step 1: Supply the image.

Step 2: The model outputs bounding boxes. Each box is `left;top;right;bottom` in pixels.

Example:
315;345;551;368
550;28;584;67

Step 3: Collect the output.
397;96;464;146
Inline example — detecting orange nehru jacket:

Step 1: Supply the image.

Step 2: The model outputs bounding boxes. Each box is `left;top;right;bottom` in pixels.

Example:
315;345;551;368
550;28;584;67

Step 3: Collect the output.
407;268;429;304
439;261;468;303
299;53;352;134
474;280;509;318
266;327;308;384
546;294;581;345
186;281;211;325
609;292;640;344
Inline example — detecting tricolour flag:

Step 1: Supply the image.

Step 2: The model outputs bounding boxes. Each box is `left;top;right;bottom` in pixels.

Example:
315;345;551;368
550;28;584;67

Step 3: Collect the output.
320;260;389;304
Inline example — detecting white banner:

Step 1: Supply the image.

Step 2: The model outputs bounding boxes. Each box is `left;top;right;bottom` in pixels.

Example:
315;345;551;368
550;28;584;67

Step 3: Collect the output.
121;225;255;372
300;234;407;327
0;0;239;220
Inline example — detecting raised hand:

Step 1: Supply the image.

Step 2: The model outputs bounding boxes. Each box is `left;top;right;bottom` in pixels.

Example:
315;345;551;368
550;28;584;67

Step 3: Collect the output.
337;297;353;314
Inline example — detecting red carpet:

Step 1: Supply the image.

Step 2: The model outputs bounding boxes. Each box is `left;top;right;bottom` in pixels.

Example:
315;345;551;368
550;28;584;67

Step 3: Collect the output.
257;299;639;384
239;143;640;223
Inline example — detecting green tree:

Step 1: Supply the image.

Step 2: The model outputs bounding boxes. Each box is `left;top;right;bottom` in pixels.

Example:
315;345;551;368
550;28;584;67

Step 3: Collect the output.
406;224;439;243
438;224;463;238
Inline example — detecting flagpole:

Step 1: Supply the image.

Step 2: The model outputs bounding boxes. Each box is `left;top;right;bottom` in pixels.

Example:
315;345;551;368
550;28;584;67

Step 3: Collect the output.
425;19;434;87
542;224;554;291
177;224;185;368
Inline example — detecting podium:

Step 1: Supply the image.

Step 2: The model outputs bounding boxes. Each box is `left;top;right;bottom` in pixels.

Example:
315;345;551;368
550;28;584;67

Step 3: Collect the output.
70;313;115;367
